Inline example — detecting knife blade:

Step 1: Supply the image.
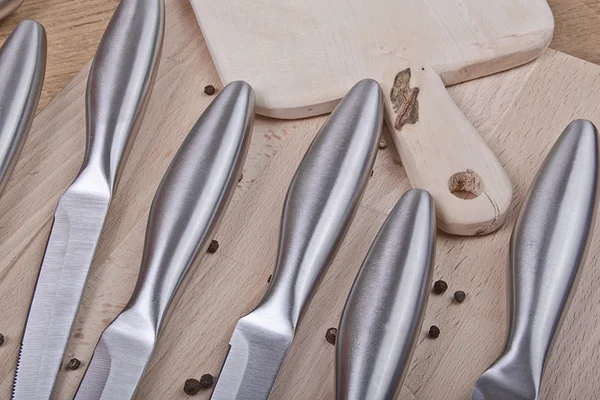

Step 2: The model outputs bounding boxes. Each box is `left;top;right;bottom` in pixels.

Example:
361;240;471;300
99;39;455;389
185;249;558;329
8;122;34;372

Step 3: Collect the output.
471;119;600;400
13;1;164;398
210;79;383;400
0;20;46;198
336;188;436;400
74;81;255;399
0;0;23;21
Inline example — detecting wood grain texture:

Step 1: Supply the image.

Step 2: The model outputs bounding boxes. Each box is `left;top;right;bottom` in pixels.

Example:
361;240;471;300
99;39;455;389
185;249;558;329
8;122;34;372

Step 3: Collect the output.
381;66;513;236
548;0;600;65
0;0;118;110
190;0;553;118
191;0;549;236
0;1;600;399
0;0;595;116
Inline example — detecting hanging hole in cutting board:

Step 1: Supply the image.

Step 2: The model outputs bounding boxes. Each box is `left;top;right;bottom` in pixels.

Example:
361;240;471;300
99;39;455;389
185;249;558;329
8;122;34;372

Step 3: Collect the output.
448;170;482;200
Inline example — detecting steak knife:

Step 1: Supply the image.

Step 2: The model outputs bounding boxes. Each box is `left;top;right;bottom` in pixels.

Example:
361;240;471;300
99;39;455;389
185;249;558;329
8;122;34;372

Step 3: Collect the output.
471;119;600;400
13;1;164;398
210;79;383;400
74;81;255;400
0;20;46;197
336;188;436;400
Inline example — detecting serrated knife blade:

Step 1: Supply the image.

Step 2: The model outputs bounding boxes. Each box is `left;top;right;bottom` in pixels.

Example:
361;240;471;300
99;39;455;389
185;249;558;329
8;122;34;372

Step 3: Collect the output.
210;79;383;400
12;0;164;398
74;81;255;399
14;190;109;398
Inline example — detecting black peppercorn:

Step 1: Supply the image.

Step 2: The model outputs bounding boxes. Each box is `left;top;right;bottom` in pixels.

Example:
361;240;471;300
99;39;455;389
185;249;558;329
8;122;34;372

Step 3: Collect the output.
184;378;201;395
200;373;214;388
0;333;4;346
66;358;81;370
207;240;219;253
428;325;440;339
325;327;337;345
454;290;467;303
267;274;272;283
204;85;216;95
432;280;448;294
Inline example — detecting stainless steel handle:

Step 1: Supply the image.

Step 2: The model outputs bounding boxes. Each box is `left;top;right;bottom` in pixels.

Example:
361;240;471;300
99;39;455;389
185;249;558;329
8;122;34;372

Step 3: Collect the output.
0;0;23;20
80;0;164;194
0;20;46;197
257;79;383;330
125;81;254;334
336;189;436;400
472;119;600;400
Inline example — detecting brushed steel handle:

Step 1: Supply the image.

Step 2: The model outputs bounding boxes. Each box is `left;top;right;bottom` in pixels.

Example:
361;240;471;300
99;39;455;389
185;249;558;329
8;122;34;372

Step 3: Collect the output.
125;81;254;334
336;189;436;400
0;20;46;197
80;0;164;194
0;0;23;20
257;79;383;330
472;119;600;400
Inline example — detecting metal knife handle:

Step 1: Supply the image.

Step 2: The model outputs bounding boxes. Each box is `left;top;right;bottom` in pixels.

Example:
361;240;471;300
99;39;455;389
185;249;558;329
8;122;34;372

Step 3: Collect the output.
0;20;46;197
336;189;436;400
0;0;23;21
79;0;164;194
256;79;383;330
125;81;255;333
472;119;600;400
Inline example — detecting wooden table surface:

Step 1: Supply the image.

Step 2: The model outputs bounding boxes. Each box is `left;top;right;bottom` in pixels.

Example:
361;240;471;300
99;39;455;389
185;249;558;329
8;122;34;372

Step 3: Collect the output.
0;1;598;399
0;0;598;111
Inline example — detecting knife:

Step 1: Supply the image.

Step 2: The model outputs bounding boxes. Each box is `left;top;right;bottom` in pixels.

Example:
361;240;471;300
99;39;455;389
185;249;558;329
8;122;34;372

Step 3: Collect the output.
13;1;164;398
74;80;255;400
210;79;383;400
471;119;600;400
0;0;23;21
336;188;436;400
0;20;46;197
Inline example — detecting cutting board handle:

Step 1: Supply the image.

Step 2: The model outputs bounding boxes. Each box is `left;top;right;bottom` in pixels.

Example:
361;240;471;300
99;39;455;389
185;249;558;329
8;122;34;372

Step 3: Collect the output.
381;66;512;236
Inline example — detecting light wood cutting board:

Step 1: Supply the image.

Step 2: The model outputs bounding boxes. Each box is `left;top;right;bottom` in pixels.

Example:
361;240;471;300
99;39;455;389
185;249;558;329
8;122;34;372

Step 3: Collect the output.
190;0;553;118
0;1;599;399
190;0;555;237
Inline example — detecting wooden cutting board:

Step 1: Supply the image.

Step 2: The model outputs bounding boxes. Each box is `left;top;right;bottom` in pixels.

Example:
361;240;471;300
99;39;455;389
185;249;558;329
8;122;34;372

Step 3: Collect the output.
190;0;553;118
189;0;554;237
0;1;599;399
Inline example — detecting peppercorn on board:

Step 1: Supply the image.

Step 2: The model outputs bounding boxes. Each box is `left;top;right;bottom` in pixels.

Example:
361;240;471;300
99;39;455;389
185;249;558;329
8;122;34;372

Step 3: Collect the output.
0;1;600;399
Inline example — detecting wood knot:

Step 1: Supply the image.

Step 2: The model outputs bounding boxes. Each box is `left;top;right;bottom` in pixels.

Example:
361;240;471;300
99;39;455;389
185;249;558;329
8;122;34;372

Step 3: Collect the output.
390;68;420;131
448;170;483;199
